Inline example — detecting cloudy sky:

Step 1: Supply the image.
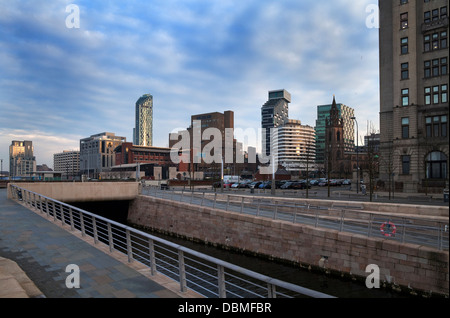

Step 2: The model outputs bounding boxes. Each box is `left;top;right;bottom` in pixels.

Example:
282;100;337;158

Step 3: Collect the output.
0;0;380;169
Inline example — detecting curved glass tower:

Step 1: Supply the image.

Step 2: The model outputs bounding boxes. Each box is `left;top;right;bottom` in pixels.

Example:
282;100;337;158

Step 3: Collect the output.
134;94;153;147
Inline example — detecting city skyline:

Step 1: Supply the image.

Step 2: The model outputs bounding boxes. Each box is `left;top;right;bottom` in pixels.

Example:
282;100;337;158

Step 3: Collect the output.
0;1;380;168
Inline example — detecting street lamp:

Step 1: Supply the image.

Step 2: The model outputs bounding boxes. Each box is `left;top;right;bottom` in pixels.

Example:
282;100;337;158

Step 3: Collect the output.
351;117;359;194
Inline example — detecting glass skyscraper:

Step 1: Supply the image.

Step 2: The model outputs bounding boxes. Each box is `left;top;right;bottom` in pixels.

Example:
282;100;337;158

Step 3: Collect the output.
261;90;290;157
134;94;153;147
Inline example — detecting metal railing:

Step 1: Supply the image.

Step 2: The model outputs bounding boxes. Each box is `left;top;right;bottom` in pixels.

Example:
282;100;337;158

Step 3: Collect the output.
145;187;449;251
9;184;335;299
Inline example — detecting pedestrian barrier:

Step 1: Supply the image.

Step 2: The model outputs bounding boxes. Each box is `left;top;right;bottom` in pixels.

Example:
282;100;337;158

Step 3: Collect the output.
8;184;335;299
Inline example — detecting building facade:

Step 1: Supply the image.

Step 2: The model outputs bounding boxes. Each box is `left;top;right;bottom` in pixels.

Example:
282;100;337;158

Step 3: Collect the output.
315;100;355;166
80;132;126;178
379;0;448;193
261;89;291;157
272;119;316;172
134;94;153;147
9;140;36;177
53;150;80;179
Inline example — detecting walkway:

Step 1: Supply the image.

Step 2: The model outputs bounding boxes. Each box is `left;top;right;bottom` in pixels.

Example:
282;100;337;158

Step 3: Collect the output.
0;188;192;298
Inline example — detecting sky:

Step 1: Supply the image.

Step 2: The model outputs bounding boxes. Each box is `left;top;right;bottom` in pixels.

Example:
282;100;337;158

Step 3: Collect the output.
0;0;380;170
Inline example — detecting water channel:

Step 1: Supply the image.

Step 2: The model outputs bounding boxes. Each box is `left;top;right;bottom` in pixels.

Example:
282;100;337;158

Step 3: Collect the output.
71;200;421;298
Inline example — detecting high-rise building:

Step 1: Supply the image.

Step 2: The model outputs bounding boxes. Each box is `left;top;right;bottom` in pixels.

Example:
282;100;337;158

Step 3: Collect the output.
53;150;80;179
272;119;316;172
9;140;36;177
134;94;153;147
379;0;448;193
261;89;290;157
315;100;354;166
80;132;126;178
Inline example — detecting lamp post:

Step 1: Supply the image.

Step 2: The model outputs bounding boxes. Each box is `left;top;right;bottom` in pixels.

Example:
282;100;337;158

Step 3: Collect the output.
351;117;359;194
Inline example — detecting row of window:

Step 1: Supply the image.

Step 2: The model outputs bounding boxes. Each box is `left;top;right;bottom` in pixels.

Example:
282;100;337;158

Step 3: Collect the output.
402;58;448;79
401;151;447;179
400;6;447;30
401;115;447;139
400;84;448;106
400;31;448;54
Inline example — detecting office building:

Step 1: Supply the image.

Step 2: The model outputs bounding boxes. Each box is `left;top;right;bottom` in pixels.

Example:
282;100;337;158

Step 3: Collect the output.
272;119;316;172
9;140;36;177
315;100;355;166
134;94;153;147
261;90;291;157
379;0;448;192
80;132;126;178
53;150;80;179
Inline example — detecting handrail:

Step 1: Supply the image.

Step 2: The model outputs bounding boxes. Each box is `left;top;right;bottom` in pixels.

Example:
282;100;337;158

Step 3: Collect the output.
9;184;336;299
145;187;449;251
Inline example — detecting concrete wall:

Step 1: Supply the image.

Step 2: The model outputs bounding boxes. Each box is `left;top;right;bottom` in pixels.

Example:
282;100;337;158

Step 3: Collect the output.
128;195;449;296
8;182;140;202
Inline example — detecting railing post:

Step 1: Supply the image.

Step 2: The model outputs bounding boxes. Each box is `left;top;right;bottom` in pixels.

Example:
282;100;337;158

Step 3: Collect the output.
178;250;187;293
226;195;230;211
148;239;157;276
213;193;217;209
126;229;133;263
180;190;184;202
315;208;319;228
69;207;75;231
367;213;373;237
217;265;226;298
268;284;277;298
107;222;114;252
401;217;406;244
93;217;98;244
80;213;86;237
201;192;205;206
53;201;57;222
240;197;244;213
61;204;65;226
45;199;50;218
293;203;297;223
339;210;345;232
273;201;278;219
257;199;261;216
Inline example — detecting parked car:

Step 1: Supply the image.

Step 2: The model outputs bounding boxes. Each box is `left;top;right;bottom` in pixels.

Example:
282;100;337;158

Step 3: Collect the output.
231;183;240;188
309;179;319;186
342;179;351;185
281;182;294;189
249;181;262;189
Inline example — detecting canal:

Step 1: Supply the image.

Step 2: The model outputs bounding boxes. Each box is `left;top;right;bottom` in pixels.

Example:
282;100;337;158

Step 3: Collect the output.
70;200;417;298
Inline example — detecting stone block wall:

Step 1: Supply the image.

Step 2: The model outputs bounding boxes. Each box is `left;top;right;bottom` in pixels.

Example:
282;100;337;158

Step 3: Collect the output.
128;195;449;296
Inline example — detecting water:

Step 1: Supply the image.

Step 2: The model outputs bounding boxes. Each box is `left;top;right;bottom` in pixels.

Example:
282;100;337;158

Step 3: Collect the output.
69;200;419;298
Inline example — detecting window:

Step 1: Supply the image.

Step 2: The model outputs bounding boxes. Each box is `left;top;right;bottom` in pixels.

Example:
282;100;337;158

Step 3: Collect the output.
425;58;448;77
402;117;409;139
424;61;431;78
401;88;409;106
400;13;408;29
402;155;411;175
401;63;409;79
425;87;431;105
401;37;409;54
433;86;440;104
442;57;448;75
426;152;447;180
426;115;448;138
424;31;447;52
424;35;431;52
442;84;448;104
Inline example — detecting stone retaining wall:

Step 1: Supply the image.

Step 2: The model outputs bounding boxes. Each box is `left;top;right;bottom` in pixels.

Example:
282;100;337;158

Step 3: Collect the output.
128;195;449;296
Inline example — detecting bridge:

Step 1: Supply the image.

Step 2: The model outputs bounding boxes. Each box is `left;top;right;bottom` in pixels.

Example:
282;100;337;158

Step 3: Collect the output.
3;182;449;297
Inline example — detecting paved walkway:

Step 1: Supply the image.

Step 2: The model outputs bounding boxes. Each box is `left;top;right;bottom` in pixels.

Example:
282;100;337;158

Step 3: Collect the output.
0;188;195;298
